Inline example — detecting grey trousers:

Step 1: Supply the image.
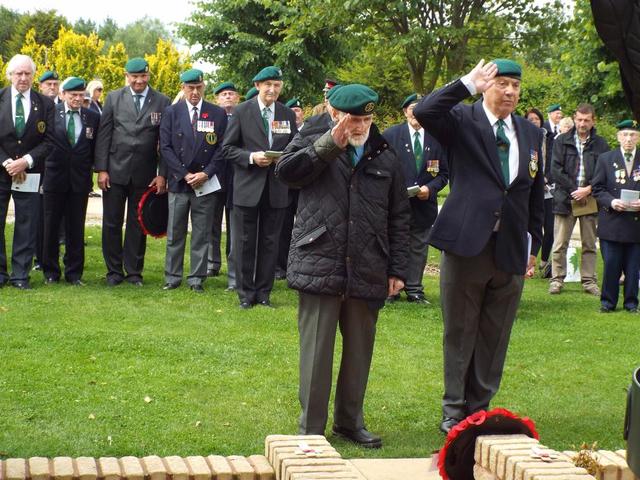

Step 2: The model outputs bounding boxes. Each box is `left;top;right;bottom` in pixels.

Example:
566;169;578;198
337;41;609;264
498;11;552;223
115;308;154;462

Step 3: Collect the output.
440;239;524;419
165;191;215;286
0;187;39;283
298;292;379;434
404;224;430;296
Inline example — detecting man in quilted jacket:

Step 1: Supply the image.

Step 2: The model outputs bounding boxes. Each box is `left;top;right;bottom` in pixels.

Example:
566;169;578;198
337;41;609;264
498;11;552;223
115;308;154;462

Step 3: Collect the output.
276;84;410;448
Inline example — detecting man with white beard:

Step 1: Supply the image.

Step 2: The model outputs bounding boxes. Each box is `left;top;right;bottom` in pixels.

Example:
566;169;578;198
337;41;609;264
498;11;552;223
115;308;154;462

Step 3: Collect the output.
276;84;410;447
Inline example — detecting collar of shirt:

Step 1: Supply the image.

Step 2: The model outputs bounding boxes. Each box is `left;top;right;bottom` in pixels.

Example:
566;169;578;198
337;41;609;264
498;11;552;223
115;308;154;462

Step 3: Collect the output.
482;101;513;132
407;123;424;144
257;97;275;117
129;86;149;101
186;99;203;116
11;86;31;102
65;102;80;114
353;144;365;163
622;147;637;161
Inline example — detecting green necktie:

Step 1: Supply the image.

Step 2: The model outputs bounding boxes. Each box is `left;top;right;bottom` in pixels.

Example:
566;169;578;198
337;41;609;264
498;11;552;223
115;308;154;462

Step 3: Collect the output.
413;131;423;173
262;107;269;134
496;119;511;185
347;145;359;167
15;93;25;137
67;110;76;146
134;94;142;113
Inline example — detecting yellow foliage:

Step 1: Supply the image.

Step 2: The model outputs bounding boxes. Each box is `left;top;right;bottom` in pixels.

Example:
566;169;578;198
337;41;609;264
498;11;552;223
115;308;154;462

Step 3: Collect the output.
50;26;104;83
145;38;191;101
20;29;50;84
95;43;129;97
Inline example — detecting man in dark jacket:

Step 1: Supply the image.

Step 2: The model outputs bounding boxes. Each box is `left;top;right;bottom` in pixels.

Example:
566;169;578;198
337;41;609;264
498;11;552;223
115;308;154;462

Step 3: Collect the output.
549;103;609;295
592;119;640;312
384;93;449;304
413;59;545;434
160;69;227;292
0;54;56;290
42;77;100;285
276;84;410;448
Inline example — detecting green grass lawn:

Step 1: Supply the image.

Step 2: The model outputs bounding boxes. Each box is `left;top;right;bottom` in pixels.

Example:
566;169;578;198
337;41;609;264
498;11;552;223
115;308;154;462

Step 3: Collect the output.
0;225;636;459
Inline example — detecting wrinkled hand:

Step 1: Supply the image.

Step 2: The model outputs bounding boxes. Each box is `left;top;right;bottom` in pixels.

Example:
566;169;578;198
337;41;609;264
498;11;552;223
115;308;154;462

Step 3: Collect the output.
331;114;351;149
629;199;640;211
149;175;167;194
388;276;404;297
186;171;209;189
416;185;430;200
611;199;627;212
5;158;28;176
468;59;497;94
525;255;536;278
97;171;110;191
252;152;273;167
571;186;591;202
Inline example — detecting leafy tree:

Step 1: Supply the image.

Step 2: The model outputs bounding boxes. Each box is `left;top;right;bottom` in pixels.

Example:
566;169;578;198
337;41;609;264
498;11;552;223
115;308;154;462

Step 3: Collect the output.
7;10;69;57
179;0;346;102
553;0;626;120
113;17;171;58
49;26;104;83
145;38;191;100
95;42;129;94
74;18;98;36
98;18;119;45
0;6;20;61
19;29;50;82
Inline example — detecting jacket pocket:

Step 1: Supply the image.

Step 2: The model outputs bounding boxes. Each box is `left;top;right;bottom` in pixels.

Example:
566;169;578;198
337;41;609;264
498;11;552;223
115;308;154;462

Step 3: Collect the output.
294;225;327;248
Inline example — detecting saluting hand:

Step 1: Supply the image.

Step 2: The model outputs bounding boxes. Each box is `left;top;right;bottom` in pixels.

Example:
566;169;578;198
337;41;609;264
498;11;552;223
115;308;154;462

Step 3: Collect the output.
331;114;351;149
468;59;497;94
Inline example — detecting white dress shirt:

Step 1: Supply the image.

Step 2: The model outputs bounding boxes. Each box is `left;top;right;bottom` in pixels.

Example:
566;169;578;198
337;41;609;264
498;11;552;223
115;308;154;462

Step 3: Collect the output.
250;97;276;164
482;103;520;185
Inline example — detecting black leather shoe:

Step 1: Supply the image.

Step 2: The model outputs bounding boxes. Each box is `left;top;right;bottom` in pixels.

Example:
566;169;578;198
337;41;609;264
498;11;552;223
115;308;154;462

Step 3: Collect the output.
239;301;253;309
257;300;275;308
332;426;382;449
69;279;85;286
207;269;219;277
44;277;59;284
32;263;42;271
600;306;614;313
127;279;143;287
106;276;123;287
225;286;236;292
407;294;430;305
190;284;205;293
274;271;286;280
625;307;638;313
163;283;180;290
439;417;461;434
12;281;32;290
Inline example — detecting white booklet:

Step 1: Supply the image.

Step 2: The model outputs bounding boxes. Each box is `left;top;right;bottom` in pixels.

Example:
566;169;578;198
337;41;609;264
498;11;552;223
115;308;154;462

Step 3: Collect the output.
194;174;221;197
11;173;40;193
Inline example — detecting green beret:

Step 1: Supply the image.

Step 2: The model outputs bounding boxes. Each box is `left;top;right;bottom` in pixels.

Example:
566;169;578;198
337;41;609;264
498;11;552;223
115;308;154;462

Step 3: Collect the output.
616;119;640;131
491;59;522;79
401;93;422;109
325;84;342;100
38;71;58;83
61;77;86;92
547;104;562;113
252;66;282;83
214;81;237;95
328;83;378;115
125;57;149;74
245;86;258;100
180;68;204;84
286;98;302;109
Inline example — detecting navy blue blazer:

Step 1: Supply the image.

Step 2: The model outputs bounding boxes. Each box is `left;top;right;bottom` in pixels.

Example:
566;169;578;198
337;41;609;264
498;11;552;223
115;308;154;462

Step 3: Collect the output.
413;79;545;275
592;149;640;243
383;122;449;228
160;100;228;194
44;103;101;193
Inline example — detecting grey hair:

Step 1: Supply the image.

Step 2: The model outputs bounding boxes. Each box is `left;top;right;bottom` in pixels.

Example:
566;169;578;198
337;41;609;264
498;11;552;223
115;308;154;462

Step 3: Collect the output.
5;54;36;81
87;79;103;96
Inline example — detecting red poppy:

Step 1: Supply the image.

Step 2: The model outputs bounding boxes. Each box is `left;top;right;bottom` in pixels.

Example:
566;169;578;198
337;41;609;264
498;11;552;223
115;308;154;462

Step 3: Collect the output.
201;112;209;119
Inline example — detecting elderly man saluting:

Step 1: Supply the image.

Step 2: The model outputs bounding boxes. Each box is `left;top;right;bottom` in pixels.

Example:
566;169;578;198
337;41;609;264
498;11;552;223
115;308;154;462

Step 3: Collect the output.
413;59;545;433
276;84;410;448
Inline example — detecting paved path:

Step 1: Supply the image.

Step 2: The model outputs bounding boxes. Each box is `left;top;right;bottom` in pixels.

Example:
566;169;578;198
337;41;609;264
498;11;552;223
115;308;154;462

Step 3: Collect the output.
348;458;440;480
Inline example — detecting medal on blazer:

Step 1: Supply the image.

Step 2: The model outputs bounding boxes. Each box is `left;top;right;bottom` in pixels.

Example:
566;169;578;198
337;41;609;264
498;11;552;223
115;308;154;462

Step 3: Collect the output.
197;120;215;133
85;127;94;139
150;112;162;126
271;120;291;134
528;150;539;178
37;121;46;133
633;168;640;182
426;159;440;176
205;132;217;145
615;169;627;184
